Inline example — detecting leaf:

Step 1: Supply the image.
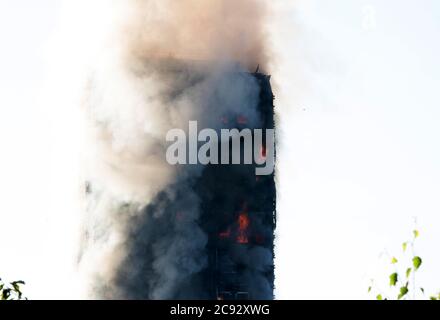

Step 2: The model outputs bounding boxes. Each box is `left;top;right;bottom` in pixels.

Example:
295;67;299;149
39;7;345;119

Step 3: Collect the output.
11;284;22;299
402;242;408;252
406;268;412;278
2;288;11;300
11;280;25;292
398;286;409;300
368;286;372;293
376;294;383;300
413;230;420;238
389;272;398;286
391;257;398;264
420;288;425;294
430;296;438;300
413;256;422;270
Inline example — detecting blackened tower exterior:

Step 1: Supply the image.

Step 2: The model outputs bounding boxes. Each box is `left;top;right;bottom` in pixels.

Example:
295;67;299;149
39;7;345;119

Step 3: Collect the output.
196;71;276;300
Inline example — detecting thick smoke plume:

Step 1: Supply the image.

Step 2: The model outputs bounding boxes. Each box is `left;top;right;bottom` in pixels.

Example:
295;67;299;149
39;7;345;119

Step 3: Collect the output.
120;0;270;70
78;0;273;299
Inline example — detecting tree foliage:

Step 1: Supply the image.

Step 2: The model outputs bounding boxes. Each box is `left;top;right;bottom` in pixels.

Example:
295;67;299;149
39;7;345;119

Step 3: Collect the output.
0;278;26;300
368;227;439;300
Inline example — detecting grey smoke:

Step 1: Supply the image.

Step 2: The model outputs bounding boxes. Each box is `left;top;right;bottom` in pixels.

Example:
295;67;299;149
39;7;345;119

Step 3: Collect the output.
77;0;273;299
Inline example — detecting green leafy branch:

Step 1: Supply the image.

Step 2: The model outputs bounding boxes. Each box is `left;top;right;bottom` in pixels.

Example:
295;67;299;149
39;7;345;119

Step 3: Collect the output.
0;278;26;300
368;228;439;300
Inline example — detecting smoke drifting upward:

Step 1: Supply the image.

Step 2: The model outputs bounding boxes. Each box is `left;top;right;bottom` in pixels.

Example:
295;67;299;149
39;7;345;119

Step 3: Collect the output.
121;0;270;70
78;0;274;299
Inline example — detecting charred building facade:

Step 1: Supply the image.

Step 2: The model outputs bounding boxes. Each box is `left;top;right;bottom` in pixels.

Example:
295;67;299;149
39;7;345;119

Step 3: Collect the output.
197;71;276;300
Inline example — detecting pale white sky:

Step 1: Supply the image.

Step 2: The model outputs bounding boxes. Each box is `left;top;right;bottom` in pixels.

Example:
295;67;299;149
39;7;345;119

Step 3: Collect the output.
0;0;439;299
274;0;440;299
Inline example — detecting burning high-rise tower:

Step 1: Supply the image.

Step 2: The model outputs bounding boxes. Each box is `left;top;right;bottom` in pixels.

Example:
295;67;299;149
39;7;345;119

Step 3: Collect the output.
76;0;275;300
198;70;276;300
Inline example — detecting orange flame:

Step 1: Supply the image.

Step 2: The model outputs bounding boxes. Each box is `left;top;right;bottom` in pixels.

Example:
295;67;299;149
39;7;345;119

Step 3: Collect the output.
236;213;250;244
260;145;267;160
